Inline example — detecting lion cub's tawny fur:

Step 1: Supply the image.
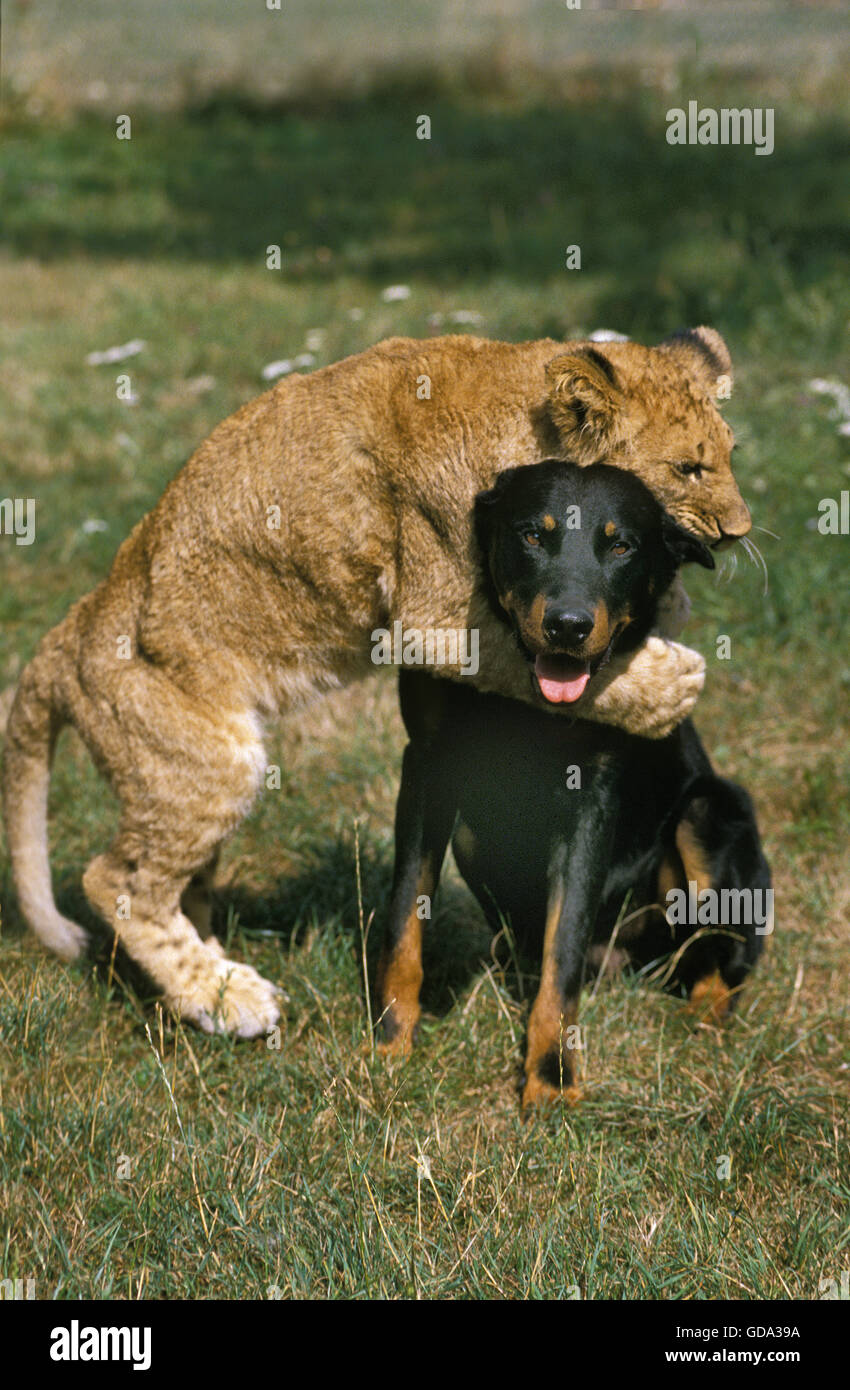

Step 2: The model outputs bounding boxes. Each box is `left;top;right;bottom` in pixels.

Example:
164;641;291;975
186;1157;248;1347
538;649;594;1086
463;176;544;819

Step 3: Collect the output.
2;328;749;1035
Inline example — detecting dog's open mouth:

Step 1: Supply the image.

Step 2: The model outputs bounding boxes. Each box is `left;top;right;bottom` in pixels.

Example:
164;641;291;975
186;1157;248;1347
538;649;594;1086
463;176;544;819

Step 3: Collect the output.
533;653;592;705
530;634;624;706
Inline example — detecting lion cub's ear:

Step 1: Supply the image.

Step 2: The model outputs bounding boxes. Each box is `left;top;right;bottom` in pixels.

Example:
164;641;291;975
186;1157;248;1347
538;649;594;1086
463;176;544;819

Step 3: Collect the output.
659;326;734;403
544;347;627;462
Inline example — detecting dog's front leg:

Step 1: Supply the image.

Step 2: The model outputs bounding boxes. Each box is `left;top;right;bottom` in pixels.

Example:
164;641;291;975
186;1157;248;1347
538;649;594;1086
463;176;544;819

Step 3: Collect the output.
376;674;457;1057
522;806;614;1111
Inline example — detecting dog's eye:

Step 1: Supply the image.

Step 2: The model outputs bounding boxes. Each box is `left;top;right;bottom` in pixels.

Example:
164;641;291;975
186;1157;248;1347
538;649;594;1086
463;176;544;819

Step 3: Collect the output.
523;531;542;547
676;462;704;480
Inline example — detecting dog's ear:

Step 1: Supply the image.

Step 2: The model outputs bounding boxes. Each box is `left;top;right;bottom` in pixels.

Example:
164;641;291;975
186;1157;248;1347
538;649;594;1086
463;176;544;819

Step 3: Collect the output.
544;347;627;462
473;466;524;551
661;514;716;570
659;326;733;403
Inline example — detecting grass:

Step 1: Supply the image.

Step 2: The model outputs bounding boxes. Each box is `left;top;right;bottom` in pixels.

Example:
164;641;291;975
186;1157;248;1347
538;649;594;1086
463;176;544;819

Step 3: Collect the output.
0;11;848;1300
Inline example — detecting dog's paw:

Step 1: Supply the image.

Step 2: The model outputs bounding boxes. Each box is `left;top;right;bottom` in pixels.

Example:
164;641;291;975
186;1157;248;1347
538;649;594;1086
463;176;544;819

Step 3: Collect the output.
375;1033;415;1062
521;1075;583;1113
169;955;282;1038
686;970;735;1025
373;1011;419;1061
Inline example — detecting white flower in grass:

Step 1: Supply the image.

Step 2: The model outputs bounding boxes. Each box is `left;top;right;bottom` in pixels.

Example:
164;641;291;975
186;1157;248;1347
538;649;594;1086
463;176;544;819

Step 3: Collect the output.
85;339;145;366
186;374;216;395
82;519;109;534
381;284;411;302
304;329;325;352
808;377;850;423
262;354;316;382
262;359;294;381
588;329;630;343
449;310;483;325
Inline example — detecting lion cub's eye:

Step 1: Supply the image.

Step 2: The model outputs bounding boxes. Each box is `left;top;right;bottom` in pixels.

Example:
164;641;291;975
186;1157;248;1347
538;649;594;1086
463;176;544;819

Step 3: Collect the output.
524;531;542;547
676;462;704;480
610;541;630;556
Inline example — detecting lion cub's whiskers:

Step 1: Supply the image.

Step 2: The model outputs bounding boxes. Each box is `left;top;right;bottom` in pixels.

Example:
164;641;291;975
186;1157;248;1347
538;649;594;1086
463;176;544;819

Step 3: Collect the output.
739;534;769;596
715;548;738;584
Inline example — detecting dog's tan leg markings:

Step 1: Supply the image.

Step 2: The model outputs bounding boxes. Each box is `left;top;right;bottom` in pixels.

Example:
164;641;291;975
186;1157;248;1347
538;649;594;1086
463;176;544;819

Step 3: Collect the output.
376;671;458;1059
376;853;434;1058
522;885;582;1111
675;819;713;895
674;819;733;1023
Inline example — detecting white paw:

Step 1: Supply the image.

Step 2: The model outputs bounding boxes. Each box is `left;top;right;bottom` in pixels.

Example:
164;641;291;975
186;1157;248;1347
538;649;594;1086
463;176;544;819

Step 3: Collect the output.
171;956;282;1039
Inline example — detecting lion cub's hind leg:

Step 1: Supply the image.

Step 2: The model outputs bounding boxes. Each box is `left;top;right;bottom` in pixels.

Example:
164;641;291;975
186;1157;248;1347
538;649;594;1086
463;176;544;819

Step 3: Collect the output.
73;659;279;1038
85;839;278;1036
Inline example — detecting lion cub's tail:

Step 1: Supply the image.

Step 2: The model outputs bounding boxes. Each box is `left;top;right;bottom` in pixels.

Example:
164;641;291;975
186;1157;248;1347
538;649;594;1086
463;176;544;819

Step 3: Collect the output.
1;636;88;960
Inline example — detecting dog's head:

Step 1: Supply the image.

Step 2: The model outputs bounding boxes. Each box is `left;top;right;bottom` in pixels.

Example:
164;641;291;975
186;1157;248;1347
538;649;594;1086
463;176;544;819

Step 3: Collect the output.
475;459;714;706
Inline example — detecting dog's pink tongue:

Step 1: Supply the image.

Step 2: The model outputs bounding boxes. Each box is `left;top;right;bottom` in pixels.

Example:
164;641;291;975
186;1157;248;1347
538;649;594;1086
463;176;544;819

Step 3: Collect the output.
535;655;591;704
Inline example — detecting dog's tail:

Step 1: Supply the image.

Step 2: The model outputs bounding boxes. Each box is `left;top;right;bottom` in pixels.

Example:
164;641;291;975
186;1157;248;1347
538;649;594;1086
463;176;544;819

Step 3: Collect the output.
1;631;87;960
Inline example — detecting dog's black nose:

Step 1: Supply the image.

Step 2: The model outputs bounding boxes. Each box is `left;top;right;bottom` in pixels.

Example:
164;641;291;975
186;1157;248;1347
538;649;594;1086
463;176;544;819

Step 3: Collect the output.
542;608;594;646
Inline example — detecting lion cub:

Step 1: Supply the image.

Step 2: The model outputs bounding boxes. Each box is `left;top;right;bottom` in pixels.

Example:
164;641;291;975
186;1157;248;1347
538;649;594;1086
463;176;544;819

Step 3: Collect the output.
2;328;750;1035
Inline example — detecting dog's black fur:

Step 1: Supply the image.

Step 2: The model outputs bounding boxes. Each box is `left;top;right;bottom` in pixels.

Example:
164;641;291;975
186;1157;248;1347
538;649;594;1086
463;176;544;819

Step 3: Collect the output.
378;461;770;1107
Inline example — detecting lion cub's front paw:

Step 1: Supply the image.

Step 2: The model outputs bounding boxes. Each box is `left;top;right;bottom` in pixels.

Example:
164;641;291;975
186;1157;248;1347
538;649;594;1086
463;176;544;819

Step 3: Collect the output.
168;954;281;1038
612;637;705;739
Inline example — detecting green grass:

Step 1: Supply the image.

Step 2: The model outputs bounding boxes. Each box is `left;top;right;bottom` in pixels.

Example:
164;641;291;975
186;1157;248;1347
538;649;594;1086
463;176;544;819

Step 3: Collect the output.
0;24;848;1300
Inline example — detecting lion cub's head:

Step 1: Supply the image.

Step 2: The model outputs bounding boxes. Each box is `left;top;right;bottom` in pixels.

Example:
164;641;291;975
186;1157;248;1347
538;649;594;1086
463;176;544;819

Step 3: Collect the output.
544;327;750;544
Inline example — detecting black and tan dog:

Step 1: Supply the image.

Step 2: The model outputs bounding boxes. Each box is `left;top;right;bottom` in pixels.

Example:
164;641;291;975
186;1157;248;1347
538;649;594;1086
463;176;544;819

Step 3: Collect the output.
377;461;770;1109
